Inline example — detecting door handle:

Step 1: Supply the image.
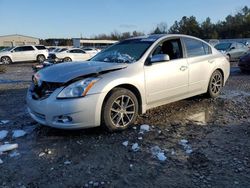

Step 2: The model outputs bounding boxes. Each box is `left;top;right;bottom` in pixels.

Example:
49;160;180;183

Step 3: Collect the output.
180;66;188;71
208;60;215;64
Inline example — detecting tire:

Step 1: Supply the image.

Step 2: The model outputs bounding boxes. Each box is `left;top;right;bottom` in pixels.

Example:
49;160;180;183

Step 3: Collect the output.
1;56;12;64
37;55;45;63
63;57;72;62
207;70;223;98
102;88;138;132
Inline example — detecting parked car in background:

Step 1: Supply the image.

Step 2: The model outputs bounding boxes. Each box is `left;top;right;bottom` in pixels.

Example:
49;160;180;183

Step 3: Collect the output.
0;45;48;64
47;48;93;62
81;47;101;55
214;42;249;61
208;39;220;47
27;34;230;131
238;52;250;73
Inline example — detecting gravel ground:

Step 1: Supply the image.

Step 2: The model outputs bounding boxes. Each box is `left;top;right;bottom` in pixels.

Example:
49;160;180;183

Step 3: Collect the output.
0;62;250;188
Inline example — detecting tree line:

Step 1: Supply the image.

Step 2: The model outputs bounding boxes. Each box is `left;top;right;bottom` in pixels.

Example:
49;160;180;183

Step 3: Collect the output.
41;6;250;46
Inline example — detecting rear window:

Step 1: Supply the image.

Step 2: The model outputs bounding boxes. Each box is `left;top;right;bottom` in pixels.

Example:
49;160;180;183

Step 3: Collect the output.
183;38;211;58
35;46;46;50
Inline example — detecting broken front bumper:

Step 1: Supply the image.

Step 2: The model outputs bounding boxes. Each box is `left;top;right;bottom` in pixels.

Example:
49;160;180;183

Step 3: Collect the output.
26;87;106;129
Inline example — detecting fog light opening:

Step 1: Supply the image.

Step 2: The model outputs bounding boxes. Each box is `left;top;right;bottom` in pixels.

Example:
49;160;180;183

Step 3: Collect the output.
57;115;73;123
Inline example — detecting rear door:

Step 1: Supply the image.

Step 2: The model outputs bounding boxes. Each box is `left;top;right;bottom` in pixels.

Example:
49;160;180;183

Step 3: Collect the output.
182;37;215;94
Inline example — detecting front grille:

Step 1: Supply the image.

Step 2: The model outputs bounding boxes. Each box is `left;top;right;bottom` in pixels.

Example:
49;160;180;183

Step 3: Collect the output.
31;80;63;100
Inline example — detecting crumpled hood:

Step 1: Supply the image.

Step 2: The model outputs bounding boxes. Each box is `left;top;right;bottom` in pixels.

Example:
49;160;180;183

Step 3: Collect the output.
36;61;128;83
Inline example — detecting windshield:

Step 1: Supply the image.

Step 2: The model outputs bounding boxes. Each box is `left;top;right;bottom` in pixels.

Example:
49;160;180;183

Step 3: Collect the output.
215;43;232;51
0;47;14;52
90;39;154;63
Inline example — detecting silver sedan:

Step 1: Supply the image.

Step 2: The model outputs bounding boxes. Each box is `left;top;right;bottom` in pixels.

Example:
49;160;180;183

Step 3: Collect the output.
26;34;230;131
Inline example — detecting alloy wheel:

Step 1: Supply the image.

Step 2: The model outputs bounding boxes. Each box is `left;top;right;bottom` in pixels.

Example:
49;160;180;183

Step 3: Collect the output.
110;95;136;127
211;72;222;95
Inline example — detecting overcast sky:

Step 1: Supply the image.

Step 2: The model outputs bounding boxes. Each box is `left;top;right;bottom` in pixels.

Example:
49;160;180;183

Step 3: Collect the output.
0;0;249;39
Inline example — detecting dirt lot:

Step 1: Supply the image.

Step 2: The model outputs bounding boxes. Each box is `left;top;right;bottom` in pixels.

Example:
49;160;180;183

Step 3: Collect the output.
0;62;250;188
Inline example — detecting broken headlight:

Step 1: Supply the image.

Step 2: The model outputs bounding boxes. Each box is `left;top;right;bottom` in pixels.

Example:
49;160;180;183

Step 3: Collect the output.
57;78;100;99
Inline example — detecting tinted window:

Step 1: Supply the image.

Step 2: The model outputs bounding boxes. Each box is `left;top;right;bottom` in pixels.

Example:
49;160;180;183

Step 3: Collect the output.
35;45;46;50
215;43;231;51
184;38;211;57
69;49;85;53
152;39;183;60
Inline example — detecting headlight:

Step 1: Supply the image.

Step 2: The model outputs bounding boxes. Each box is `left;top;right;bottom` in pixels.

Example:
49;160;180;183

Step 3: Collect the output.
57;77;100;99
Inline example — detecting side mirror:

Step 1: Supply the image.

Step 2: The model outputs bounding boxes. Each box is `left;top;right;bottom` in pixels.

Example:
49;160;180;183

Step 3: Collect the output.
150;54;170;63
230;47;235;50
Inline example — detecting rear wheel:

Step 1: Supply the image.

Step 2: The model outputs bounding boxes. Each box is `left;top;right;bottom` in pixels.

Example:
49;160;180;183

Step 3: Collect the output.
207;70;223;98
37;55;45;63
102;88;138;131
1;56;12;64
63;57;72;62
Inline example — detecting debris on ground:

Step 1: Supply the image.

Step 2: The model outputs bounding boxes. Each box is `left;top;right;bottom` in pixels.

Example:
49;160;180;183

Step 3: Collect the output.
12;130;26;138
64;160;71;165
0;120;10;125
122;141;129;147
139;124;150;134
39;152;46;157
131;143;140;152
0;143;18;153
179;139;193;154
9;151;20;158
0;130;8;140
150;146;167;161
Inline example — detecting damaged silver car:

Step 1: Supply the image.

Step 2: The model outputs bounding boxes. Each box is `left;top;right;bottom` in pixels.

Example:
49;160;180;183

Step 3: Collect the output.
26;34;230;131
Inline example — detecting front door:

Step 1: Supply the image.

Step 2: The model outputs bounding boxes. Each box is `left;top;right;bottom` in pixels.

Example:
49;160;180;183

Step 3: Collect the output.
144;39;189;106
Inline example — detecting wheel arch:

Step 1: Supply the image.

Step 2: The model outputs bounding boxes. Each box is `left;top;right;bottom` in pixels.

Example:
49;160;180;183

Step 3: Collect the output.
102;84;143;115
1;56;12;63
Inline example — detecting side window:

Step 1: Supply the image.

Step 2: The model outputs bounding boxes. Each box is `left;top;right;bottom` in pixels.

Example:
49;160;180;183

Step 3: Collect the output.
35;46;46;50
152;39;183;60
183;38;211;57
23;46;35;51
14;47;24;52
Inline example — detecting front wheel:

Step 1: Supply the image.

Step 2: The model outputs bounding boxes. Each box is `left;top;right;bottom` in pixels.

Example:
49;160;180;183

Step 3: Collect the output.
1;56;12;64
207;70;223;98
102;88;138;132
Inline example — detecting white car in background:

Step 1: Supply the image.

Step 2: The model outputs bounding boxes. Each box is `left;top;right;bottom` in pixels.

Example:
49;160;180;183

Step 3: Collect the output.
47;48;93;62
0;45;48;64
81;47;101;55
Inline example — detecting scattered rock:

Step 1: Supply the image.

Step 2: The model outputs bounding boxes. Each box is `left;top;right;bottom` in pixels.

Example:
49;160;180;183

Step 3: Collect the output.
0;130;8;140
179;139;193;154
39;152;46;157
12;130;26;138
64;160;71;165
0;120;10;125
9;151;20;158
0;143;18;153
122;141;129;147
139;124;150;134
131;143;140;152
150;146;167;161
